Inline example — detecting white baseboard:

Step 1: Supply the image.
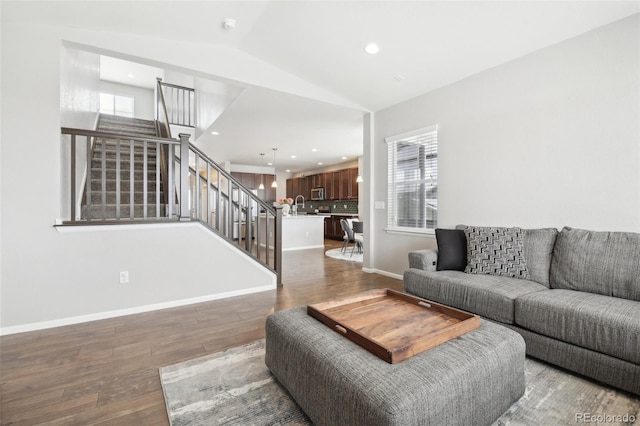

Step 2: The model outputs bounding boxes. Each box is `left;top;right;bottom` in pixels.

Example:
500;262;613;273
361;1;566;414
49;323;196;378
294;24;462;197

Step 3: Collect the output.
0;284;276;336
362;267;403;280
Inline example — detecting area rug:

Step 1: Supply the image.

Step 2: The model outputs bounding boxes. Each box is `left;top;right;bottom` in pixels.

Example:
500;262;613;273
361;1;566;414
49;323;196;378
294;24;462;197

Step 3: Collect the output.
324;247;362;262
160;340;640;426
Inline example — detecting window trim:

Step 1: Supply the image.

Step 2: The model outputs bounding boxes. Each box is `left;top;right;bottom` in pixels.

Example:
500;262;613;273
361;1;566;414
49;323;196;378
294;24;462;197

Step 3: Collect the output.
385;124;438;235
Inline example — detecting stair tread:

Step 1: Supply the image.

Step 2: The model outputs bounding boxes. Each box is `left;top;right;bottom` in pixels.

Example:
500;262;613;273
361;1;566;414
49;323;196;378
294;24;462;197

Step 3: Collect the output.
98;113;157;126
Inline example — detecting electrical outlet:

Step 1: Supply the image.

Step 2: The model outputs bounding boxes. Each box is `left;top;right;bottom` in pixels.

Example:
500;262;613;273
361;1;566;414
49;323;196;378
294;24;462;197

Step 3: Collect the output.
119;271;129;284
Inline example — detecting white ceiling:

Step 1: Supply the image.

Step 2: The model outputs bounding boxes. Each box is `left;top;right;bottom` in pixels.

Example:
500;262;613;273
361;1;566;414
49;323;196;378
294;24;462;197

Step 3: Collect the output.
100;56;164;89
10;1;639;172
199;87;365;171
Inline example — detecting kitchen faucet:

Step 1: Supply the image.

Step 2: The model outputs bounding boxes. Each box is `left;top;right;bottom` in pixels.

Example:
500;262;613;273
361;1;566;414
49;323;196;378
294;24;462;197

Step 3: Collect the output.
294;195;305;215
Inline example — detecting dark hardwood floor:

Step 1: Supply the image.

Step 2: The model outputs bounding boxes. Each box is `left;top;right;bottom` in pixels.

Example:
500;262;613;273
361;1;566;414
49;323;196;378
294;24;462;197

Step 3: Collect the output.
0;240;403;425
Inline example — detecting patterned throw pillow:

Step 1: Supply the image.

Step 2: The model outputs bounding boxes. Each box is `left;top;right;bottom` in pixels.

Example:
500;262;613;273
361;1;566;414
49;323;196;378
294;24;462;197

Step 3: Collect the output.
464;226;530;279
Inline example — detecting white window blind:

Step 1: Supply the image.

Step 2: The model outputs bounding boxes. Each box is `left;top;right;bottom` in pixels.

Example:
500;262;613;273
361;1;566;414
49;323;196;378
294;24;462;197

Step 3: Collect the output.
386;125;438;233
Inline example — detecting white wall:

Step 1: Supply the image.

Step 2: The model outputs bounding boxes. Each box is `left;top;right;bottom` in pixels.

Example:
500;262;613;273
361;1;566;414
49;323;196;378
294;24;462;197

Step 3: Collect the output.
194;77;244;140
0;17;275;331
99;80;154;120
59;45;101;219
60;46;100;129
369;14;640;277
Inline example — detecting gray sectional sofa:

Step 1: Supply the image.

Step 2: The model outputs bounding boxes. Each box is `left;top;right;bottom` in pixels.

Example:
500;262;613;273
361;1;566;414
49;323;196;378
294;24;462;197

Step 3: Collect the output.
404;226;640;395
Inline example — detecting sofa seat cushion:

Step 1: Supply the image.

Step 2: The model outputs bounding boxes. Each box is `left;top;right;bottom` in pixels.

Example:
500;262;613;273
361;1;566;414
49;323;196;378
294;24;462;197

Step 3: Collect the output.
403;269;548;324
515;289;640;364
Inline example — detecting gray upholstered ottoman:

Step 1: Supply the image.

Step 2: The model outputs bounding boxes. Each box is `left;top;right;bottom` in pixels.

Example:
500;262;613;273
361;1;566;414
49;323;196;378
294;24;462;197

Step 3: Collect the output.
265;306;525;426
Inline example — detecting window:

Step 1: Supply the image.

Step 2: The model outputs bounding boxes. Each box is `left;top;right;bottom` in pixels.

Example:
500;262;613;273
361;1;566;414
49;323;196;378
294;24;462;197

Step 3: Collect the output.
386;125;438;233
99;93;134;117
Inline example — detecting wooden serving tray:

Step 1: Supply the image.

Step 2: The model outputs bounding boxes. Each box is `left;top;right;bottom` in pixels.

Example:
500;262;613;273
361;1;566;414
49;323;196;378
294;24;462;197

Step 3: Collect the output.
307;289;480;364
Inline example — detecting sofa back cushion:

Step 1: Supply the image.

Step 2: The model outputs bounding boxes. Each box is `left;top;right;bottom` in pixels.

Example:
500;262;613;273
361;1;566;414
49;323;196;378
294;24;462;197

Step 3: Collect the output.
456;225;557;287
522;228;558;288
550;227;640;301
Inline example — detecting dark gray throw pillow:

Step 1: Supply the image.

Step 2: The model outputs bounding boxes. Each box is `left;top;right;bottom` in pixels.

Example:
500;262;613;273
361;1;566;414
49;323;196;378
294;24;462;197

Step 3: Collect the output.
435;228;467;271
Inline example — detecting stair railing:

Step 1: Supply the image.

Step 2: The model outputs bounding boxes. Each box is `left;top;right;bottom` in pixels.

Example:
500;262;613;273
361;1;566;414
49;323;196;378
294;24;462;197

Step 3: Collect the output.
156;78;195;128
61;128;283;285
155;78;172;207
172;135;282;283
62;128;179;222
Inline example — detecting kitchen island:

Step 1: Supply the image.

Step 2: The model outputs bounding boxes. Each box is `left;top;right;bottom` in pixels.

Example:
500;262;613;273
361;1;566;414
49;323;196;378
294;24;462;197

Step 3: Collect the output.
257;214;326;251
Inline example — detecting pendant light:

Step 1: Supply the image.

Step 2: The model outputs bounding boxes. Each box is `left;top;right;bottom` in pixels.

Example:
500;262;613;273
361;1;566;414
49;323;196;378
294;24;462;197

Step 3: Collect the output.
271;148;278;188
258;153;265;190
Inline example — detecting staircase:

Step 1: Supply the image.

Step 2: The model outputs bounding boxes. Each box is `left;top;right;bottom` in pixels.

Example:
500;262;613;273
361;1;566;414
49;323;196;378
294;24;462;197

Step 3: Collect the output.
83;114;167;220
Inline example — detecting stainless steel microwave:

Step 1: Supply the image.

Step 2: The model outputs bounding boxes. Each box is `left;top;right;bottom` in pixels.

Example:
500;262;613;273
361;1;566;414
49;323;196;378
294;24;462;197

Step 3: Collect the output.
310;187;324;200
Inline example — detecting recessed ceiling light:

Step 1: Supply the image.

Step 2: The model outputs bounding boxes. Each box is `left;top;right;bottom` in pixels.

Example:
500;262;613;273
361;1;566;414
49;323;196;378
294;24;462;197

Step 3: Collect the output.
364;43;379;55
267;162;273;166
291;155;296;159
286;169;291;173
341;156;348;160
211;131;219;135
127;74;134;79
318;162;323;165
311;148;318;152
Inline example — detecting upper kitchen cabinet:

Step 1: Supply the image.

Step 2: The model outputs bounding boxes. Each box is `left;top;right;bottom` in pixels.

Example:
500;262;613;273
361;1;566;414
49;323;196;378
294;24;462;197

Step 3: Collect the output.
286;179;293;199
287;167;359;201
310;174;324;190
263;175;276;201
299;176;310;200
231;172;276;202
286;176;310;200
325;171;341;200
241;173;255;189
340;168;359;200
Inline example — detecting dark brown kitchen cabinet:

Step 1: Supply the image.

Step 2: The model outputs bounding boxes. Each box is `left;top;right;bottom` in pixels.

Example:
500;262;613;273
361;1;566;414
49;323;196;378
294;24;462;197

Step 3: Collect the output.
231;172;275;202
288;168;358;201
340;167;359;200
325;171;341;200
241;173;255;189
263;175;276;201
351;168;360;199
286;176;311;200
324;215;358;240
310;173;324;190
324;216;341;240
340;170;350;200
298;176;309;200
286;179;293;199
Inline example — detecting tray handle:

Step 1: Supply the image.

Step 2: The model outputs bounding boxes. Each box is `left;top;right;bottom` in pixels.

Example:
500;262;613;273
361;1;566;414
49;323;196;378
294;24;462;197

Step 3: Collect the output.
335;324;347;334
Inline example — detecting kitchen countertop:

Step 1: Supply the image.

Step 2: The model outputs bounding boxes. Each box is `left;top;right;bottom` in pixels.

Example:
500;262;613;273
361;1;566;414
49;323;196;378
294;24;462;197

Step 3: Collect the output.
282;215;325;219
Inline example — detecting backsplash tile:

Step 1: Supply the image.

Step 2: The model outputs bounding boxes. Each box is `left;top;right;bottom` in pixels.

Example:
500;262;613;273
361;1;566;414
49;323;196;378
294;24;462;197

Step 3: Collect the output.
300;200;359;215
